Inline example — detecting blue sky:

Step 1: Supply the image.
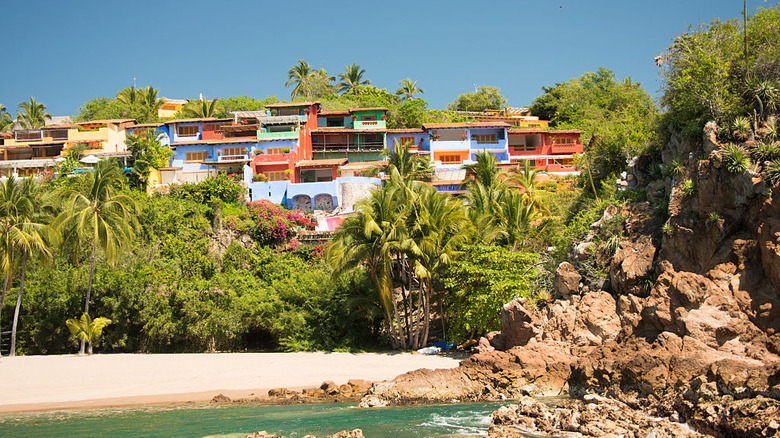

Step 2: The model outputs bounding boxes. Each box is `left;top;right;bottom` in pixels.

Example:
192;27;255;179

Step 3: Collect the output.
0;0;774;117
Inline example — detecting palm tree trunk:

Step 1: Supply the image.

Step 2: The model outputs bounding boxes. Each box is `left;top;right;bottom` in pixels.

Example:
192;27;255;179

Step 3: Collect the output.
422;279;432;347
9;251;27;357
80;237;97;356
0;274;10;343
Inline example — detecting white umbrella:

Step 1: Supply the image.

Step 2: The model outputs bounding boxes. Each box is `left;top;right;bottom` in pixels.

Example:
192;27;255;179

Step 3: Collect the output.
80;155;100;164
53;157;66;163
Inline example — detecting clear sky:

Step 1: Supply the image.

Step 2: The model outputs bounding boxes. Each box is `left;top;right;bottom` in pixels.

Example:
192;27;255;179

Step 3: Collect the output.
0;0;774;117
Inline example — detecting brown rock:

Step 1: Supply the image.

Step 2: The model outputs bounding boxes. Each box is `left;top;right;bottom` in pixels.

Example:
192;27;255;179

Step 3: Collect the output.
320;381;339;395
211;393;231;403
553;262;581;297
326;430;365;438
500;298;540;349
347;379;373;391
244;432;283;438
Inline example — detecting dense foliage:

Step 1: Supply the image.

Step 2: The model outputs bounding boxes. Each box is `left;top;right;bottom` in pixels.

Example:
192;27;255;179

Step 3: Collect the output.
447;86;507;112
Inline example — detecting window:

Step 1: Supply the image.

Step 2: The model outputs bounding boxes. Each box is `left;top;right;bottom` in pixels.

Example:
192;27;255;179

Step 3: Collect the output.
177;125;199;137
512;144;536;152
473;134;497;144
264;171;285;181
361;114;377;121
440;154;461;164
185;151;209;161
266;147;289;155
399;136;416;147
326;117;344;127
222;147;246;157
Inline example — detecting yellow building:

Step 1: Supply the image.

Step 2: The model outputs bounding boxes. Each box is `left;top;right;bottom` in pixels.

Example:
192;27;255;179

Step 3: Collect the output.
456;107;551;128
158;98;187;119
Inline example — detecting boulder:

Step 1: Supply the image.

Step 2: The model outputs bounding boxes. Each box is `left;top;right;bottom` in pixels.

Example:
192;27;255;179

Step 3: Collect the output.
499;298;540;349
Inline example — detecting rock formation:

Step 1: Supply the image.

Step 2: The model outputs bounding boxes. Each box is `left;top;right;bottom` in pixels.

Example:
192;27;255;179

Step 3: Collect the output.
360;125;780;437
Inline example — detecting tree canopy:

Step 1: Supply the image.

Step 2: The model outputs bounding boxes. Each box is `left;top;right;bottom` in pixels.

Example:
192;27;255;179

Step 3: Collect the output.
448;86;507;112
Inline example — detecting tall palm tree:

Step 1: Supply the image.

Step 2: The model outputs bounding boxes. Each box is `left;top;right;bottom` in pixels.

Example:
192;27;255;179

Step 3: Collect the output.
338;63;370;93
373;140;433;182
286;60;313;99
116;86;141;107
509;160;548;213
8;178;56;357
329;180;407;349
396;79;424;101
0;104;13;132
0;177;31;339
139;86;163;122
56;162;138;355
16;97;51;129
464;151;513;241
182;97;220;118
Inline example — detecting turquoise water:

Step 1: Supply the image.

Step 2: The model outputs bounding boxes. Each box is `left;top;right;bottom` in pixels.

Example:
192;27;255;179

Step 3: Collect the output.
0;402;514;438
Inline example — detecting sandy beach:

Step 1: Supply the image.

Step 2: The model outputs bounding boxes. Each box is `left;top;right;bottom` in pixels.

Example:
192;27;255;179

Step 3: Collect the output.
0;352;463;414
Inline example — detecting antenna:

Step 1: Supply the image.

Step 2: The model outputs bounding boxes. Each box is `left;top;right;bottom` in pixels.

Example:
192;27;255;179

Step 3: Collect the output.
133;76;136;88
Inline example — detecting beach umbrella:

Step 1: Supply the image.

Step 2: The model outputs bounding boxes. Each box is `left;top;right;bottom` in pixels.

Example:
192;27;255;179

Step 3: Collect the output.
80;155;100;164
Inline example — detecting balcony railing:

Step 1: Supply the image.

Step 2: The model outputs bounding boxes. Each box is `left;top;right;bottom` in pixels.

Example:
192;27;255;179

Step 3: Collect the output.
353;120;387;129
551;143;580;153
312;140;384;152
470;141;506;150
15;131;43;142
257;129;299;140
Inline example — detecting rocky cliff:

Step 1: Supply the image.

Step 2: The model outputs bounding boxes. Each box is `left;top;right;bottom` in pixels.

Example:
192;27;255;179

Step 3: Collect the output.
360;125;780;437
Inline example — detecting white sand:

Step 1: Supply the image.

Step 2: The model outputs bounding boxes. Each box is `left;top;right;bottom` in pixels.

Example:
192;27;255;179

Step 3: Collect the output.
0;352;462;413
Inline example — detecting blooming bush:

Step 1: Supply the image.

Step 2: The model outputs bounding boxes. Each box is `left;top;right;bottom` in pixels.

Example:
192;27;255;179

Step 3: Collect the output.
243;200;315;246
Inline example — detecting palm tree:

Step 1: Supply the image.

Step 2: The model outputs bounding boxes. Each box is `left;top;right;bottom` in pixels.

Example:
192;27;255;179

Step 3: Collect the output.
8;178;56;357
509;160;548;213
338;63;370;93
56;162;138;355
182;97;220;118
372;140;433;182
286;60;313;99
0;104;13;132
66;314;111;355
463;151;513;241
396;79;424;101
329;181;407;349
116;86;141;107
16;97;51;129
0;177;31;340
139;87;163;122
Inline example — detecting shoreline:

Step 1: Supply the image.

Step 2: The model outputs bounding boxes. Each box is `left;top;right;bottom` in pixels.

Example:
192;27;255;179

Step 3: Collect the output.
0;352;464;415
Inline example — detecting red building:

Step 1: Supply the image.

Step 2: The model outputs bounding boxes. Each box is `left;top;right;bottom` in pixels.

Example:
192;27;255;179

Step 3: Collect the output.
507;128;584;173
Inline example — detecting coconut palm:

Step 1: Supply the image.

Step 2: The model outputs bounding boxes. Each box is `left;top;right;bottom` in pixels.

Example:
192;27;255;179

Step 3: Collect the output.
372;140;433;182
0;177;31;339
329;180;407;349
182;97;221;118
16;97;51;129
286;60;313;99
338;63;370;93
509;160;548;213
56;162;138;355
116;86;141;107
139;86;163;122
66;313;111;355
0;104;13;132
396;79;424;101
8;178;56;357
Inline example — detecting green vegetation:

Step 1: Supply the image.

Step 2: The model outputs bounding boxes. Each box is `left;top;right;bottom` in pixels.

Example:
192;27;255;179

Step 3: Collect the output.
448;86;506;112
721;144;752;173
66;313;111;356
16;97;52;129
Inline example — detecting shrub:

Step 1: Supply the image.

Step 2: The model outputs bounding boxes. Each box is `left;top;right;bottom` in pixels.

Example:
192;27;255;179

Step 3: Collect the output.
253;173;268;182
707;211;721;223
721;144;751;174
765;159;780;186
681;179;697;196
170;173;245;204
245;200;314;246
731;117;752;140
662;222;675;235
668;158;685;178
753;142;780;163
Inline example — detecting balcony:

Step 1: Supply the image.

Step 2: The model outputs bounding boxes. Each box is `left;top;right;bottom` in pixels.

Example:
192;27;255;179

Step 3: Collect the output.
14;130;43;142
470;140;506;150
353;120;387;130
551;143;580;153
430;140;469;151
312;140;384;153
257;129;299;140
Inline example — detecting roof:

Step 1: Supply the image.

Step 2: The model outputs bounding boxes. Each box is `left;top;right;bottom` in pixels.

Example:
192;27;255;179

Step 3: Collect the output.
221;124;258;132
130;123;163;129
75;118;136;125
161;98;188;105
43;124;72;130
1;141;67;149
386;128;424;133
232;110;268;118
164;117;231;124
312;127;386;134
172;138;260;146
158;166;183;171
423;122;511;129
508;128;583;134
319;111;351;116
295;158;348;168
254;161;289;166
46;116;72;126
264;101;319;108
257;115;304;125
340;160;388;168
349;107;388;112
506;107;530;115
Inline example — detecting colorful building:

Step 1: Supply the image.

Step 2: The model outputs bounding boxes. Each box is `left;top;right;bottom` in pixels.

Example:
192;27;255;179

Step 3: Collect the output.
311;107;388;162
507;128;583;173
158;98;187;119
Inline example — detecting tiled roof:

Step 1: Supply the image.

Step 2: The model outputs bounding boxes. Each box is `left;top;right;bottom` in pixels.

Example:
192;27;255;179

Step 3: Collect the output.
161;98;188;105
312;127;386;133
508;128;583;134
232;111;267;118
264;101;319;108
349;107;388;112
164;118;231;124
386;128;424;133
172;138;260;146
76;118;136;125
423;122;511;129
295;158;348;168
340;160;388;168
319;111;351;116
130;123;163;128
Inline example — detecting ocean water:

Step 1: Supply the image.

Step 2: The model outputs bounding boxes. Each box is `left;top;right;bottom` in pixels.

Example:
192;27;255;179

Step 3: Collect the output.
0;402;520;438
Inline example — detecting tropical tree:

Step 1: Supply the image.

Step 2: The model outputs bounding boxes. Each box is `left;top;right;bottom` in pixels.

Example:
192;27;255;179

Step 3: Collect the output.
56;162;138;355
117;86;141;107
286;60;313;99
0;104;13;132
139;87;163;122
396;79;424;101
66;313;112;355
448;86;506;111
0;177;30;338
182;97;221;118
8;178;56;357
16;97;51;129
509;160;548;213
373;140;433;182
338;63;370;93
